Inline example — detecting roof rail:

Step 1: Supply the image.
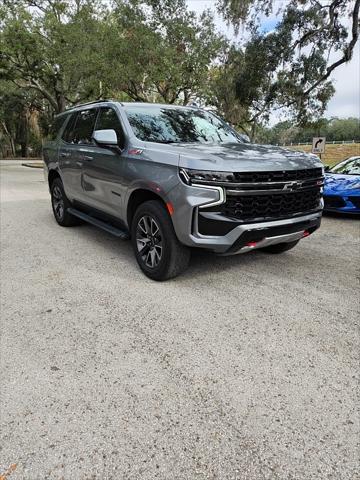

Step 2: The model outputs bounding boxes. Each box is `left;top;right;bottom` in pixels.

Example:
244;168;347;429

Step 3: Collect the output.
65;99;114;112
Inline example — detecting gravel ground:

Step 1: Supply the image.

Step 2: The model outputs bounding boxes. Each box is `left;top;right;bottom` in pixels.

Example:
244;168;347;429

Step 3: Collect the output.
1;162;359;480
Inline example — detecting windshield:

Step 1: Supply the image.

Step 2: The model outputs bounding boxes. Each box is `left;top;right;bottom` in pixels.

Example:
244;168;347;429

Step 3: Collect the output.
331;157;360;175
124;106;241;144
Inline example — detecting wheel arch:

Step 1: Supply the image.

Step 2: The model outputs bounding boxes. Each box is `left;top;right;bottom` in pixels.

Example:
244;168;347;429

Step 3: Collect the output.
48;169;61;188
127;188;171;229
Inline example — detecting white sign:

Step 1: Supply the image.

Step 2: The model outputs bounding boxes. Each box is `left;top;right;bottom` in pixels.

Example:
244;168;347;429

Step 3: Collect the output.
312;137;326;154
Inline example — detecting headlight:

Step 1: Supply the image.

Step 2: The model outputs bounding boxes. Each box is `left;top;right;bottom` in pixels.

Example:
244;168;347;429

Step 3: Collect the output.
179;168;235;185
349;182;360;189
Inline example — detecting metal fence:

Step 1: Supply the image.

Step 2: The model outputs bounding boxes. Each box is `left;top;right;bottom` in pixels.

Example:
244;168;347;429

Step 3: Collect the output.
281;140;358;146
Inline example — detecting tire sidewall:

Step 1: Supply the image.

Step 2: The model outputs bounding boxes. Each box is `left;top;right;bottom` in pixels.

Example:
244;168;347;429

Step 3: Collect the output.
51;178;66;224
50;177;79;227
131;202;173;280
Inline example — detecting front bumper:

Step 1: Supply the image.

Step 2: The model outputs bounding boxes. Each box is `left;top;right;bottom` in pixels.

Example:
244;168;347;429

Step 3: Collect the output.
169;182;323;254
191;210;322;254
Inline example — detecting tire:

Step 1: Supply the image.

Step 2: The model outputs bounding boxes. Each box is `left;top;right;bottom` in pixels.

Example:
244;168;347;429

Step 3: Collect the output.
131;200;190;281
260;240;300;254
50;177;80;227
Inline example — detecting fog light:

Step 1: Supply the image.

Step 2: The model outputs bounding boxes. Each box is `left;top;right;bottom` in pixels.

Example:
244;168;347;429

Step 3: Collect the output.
246;241;258;247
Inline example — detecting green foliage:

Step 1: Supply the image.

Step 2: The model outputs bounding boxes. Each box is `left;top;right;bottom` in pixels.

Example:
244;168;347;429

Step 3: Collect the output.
105;0;225;104
0;81;44;156
212;0;359;138
0;0;358;155
0;0;224;155
0;0;224;112
217;0;273;29
204;47;250;133
0;0;107;112
256;118;360;145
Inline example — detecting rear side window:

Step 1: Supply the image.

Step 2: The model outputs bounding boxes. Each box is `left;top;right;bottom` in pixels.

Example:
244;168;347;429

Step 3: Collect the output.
62;113;77;143
48;115;67;140
96;108;125;144
62;109;98;144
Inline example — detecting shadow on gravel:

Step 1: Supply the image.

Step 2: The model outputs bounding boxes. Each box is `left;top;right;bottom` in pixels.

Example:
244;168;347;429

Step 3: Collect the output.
184;247;267;279
40;209;335;283
43;209;265;281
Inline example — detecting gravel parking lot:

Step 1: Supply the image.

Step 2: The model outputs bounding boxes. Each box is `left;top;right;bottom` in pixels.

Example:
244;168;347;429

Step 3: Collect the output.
1;161;359;480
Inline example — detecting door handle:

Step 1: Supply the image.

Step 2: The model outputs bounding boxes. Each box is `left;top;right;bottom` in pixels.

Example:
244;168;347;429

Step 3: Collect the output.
60;152;70;158
83;155;93;162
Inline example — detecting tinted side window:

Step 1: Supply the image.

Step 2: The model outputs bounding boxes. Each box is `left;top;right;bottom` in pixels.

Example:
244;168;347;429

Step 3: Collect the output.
48;115;67;140
71;109;98;144
61;113;77;143
96;108;124;144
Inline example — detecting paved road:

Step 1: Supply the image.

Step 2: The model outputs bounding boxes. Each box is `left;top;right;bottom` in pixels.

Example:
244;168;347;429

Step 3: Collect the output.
1;163;359;479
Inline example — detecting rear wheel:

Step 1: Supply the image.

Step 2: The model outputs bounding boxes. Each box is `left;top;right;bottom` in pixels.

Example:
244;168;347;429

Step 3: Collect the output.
131;200;190;281
260;240;299;254
50;177;80;227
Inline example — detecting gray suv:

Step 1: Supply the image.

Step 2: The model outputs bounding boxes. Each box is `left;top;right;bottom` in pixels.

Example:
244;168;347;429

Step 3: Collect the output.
43;100;324;280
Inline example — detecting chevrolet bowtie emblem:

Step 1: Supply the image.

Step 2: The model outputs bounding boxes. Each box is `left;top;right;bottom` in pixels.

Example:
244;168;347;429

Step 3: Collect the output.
283;181;302;191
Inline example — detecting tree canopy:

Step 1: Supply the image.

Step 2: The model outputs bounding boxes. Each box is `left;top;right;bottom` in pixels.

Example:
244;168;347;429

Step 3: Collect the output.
257;117;360;145
213;0;359;137
0;0;358;155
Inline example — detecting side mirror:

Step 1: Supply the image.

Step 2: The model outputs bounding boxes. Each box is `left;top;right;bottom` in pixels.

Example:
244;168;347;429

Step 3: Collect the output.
324;165;330;172
93;129;118;146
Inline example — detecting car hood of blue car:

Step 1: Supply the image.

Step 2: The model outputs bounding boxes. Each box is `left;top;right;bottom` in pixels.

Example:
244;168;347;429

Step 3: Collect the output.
324;173;360;194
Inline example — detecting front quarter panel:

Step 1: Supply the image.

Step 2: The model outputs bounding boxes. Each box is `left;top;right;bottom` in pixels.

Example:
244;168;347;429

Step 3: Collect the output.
123;144;181;225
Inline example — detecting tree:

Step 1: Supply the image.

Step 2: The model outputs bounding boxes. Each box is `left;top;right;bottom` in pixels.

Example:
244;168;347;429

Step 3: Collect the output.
213;0;360;137
326;117;360;142
106;0;225;105
204;46;253;136
255;117;360;145
0;81;43;156
0;0;224;114
0;0;109;113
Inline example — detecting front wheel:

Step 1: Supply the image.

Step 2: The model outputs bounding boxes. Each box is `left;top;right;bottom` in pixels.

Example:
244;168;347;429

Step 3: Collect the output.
131;200;190;281
260;240;300;254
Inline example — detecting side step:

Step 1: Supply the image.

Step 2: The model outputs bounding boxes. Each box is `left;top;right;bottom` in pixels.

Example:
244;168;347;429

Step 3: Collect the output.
68;208;129;239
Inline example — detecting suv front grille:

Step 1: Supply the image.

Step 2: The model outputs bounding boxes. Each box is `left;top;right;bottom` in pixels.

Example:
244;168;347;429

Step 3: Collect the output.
232;168;323;183
199;168;324;223
219;188;322;221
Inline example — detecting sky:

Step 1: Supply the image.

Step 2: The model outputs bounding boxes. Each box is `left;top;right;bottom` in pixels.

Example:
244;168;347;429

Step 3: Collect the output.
187;0;360;124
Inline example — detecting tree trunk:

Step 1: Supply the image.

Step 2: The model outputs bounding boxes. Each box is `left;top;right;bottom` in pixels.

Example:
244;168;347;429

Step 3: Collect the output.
250;122;257;142
20;142;28;158
183;90;190;105
17;109;29;158
1;121;16;157
56;92;66;113
9;137;16;157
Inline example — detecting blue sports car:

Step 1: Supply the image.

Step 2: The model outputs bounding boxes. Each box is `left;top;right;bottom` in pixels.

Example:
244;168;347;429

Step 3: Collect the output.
323;156;360;214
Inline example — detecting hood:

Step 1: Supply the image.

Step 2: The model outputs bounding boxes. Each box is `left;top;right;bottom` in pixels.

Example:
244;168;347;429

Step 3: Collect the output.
324;173;360;193
176;142;322;172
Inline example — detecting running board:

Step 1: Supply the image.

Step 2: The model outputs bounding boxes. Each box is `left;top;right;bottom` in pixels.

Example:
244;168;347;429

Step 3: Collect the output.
67;208;129;239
